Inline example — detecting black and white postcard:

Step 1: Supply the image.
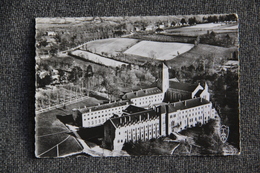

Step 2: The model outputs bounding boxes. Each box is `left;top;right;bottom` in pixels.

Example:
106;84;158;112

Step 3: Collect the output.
35;14;239;157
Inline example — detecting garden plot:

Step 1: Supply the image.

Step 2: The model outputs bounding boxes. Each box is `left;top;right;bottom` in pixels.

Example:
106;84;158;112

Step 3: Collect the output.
84;38;139;56
123;41;194;60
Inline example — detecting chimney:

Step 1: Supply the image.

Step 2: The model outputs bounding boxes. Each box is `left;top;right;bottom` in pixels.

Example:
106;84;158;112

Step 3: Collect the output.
147;113;149;119
184;101;187;106
200;97;203;102
139;115;142;121
89;108;91;112
120;118;122;124
129;116;131;121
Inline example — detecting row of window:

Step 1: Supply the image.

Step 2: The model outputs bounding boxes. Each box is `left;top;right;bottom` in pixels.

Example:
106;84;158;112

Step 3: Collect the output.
132;94;163;103
124;122;159;132
125;130;160;142
84;117;110;126
85;112;114;120
83;106;126;116
169;108;211;120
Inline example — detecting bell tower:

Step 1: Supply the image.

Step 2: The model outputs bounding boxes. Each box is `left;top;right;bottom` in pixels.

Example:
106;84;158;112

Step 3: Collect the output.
157;62;169;93
162;62;169;93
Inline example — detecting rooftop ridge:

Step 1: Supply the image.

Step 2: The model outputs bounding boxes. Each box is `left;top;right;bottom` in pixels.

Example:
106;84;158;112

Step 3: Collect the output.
79;99;129;113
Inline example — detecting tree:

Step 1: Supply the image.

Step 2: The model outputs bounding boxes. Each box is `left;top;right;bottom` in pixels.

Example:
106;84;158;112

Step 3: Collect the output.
180;18;186;25
120;70;139;87
144;71;156;85
37;73;52;88
188;17;197;25
213;16;219;23
86;65;93;77
171;21;176;26
69;66;83;83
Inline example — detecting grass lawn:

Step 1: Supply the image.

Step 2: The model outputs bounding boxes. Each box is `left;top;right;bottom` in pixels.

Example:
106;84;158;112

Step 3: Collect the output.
86;38;139;56
35;96;102;157
124;40;194;60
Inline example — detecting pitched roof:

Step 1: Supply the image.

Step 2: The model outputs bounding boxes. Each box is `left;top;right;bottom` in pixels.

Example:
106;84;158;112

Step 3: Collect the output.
79;100;129;114
195;89;203;97
169;81;198;92
110;109;159;128
122;87;162;100
123;105;146;114
159;98;210;114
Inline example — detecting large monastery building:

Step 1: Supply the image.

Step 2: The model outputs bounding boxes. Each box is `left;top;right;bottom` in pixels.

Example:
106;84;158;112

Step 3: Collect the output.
103;97;218;150
72;62;218;151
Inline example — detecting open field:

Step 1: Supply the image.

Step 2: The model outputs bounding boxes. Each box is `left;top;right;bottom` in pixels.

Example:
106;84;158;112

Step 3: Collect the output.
124;41;194;60
85;38;139;56
35;97;103;157
71;50;127;67
165;23;238;36
166;44;238;68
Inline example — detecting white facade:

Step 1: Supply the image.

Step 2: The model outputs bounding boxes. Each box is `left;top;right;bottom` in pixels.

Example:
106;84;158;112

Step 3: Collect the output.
130;93;164;107
199;83;210;101
81;103;129;128
167;102;215;133
113;118;160;150
108;98;219;150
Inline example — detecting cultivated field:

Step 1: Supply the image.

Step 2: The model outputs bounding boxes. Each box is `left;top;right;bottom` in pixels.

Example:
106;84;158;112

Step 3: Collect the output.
124;41;194;60
71;50;127;67
85;38;139;56
165;23;238;36
167;44;238;68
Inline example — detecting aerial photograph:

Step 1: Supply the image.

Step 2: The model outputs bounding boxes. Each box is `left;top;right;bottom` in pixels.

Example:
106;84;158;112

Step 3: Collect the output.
35;14;239;157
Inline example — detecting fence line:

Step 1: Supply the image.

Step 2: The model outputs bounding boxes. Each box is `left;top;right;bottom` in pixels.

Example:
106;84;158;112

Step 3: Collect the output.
36;96;89;114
